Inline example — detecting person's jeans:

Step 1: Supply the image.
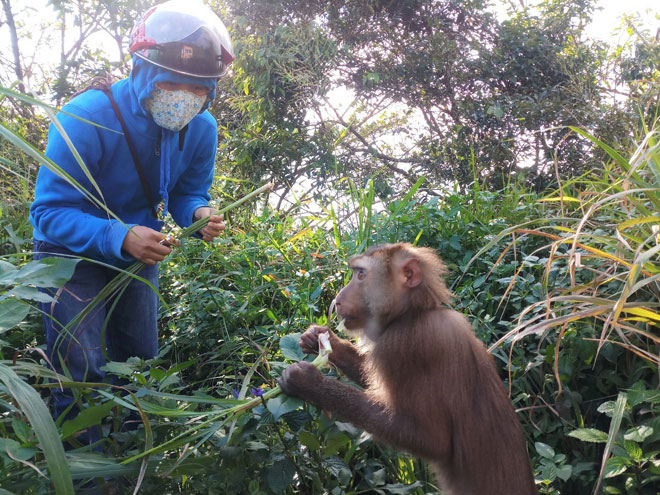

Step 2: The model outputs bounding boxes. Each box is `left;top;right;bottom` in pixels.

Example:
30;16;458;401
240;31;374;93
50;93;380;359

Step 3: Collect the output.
34;240;159;432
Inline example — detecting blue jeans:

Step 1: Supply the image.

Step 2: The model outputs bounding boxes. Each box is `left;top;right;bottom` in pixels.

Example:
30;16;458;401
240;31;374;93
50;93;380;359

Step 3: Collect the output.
34;240;159;427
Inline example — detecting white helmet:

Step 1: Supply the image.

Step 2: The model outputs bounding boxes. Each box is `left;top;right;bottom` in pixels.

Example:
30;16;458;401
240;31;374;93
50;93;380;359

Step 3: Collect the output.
129;0;235;78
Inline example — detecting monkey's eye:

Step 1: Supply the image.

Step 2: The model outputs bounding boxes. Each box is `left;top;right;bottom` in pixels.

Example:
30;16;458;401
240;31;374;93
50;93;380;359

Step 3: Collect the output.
355;269;366;281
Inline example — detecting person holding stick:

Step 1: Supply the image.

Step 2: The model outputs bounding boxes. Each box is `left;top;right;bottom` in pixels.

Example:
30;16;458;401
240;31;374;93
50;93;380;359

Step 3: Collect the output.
30;0;233;448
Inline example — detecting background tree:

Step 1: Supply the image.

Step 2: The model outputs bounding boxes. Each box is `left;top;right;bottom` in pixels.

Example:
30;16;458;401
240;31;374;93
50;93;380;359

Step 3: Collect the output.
214;0;652;200
3;0;658;200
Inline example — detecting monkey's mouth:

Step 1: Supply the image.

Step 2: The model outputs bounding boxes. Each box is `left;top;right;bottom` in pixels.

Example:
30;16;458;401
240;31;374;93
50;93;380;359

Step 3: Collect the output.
337;315;361;330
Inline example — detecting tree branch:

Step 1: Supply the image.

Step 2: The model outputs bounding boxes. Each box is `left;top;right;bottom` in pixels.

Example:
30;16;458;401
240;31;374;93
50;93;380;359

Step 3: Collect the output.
1;0;24;92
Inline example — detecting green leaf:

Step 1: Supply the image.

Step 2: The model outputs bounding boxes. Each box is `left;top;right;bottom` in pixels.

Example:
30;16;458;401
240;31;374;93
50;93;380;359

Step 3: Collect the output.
595;393;628;491
101;361;136;377
0;258;79;287
322;455;350;477
0;298;30;332
375;482;425;494
11;417;32;443
624;440;643;462
265;458;296;493
540;462;558;482
245;441;268;451
322;431;351;456
282;409;311;431
556;464;572;481
472;274;486;288
297;430;320;450
603;456;631;478
7;286;53;303
0;363;74;494
61;401;115;439
0;260;16;276
0;437;36;462
149;367;166;382
265;308;277;322
568;428;609;443
369;467;387;486
448;235;461;251
597;400;617;416
624;425;653;443
279;333;304;361
535;441;555;459
310;284;323;301
266;395;303;420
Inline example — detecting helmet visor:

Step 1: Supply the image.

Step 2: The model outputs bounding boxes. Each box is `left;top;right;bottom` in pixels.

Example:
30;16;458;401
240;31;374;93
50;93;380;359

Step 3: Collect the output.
142;2;228;44
146;28;228;78
132;1;234;77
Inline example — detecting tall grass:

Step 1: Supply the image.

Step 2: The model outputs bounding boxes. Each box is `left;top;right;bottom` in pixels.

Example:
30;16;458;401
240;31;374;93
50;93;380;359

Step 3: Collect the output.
468;126;660;494
494;128;660;366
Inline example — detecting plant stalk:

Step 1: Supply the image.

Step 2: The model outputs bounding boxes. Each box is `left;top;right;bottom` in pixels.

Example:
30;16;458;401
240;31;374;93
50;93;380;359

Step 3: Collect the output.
122;334;332;464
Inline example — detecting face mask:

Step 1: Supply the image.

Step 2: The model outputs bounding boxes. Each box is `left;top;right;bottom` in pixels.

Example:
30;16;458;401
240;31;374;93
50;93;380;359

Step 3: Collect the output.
146;88;207;131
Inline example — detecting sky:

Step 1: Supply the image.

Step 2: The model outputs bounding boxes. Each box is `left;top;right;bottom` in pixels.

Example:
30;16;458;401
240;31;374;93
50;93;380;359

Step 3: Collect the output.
490;0;659;40
575;0;658;40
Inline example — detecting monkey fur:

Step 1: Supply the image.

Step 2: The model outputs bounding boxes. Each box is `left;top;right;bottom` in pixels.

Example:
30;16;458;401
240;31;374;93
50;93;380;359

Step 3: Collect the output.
279;243;537;495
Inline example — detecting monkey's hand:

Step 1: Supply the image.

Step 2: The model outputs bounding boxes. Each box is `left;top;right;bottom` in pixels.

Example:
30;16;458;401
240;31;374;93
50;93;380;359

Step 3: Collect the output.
300;324;366;387
278;361;324;399
300;325;340;355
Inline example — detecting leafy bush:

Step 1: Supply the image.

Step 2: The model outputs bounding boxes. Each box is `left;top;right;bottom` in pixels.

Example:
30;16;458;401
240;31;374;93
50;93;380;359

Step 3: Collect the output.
1;117;659;494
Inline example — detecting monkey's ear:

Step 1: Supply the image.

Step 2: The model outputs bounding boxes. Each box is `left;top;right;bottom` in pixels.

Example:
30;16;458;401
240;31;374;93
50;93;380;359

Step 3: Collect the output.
401;258;423;288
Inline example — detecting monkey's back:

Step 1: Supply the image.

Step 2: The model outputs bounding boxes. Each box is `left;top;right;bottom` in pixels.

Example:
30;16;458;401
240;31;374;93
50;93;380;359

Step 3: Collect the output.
368;308;537;495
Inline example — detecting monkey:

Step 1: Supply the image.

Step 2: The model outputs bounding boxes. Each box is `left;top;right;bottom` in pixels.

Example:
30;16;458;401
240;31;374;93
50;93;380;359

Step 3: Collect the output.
278;243;538;495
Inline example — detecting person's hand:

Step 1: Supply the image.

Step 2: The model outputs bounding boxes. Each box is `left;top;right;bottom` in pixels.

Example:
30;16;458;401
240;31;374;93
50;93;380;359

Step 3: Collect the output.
121;226;179;265
194;207;226;242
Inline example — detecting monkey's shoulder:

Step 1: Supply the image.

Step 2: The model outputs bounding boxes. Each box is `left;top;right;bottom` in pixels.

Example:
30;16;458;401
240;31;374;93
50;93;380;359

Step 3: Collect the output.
419;308;476;339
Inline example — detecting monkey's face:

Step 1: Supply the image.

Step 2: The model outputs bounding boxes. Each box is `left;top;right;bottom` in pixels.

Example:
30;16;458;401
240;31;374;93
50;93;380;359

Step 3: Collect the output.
334;254;393;339
334;278;366;333
335;249;428;340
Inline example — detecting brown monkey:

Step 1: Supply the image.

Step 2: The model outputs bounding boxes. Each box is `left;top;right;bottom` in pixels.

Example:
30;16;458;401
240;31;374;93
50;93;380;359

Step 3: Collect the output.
278;243;537;495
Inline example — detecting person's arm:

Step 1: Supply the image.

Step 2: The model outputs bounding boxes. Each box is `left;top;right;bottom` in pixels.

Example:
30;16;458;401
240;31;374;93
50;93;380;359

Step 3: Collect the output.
30;103;136;263
168;117;223;241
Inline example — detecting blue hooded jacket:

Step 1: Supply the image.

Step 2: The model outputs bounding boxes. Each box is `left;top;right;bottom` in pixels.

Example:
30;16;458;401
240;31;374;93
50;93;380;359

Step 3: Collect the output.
30;58;218;266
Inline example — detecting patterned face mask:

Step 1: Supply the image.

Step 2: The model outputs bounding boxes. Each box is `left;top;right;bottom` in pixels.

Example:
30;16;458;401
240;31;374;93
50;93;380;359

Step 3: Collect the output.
146;88;207;131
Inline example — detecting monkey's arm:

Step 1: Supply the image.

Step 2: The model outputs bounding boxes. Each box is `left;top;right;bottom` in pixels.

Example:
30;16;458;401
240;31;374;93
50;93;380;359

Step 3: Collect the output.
278;362;448;461
300;325;367;387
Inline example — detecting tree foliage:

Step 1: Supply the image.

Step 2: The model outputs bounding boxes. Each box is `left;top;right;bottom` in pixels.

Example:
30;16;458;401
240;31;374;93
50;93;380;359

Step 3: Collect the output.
2;0;660;197
211;0;658;197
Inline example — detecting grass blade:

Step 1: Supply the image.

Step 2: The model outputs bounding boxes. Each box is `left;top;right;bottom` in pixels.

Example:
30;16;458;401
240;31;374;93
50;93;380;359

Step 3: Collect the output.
0;363;73;495
593;393;627;495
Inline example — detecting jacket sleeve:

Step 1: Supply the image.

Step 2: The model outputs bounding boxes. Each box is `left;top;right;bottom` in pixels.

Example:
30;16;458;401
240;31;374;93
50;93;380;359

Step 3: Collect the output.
30;104;136;263
167;118;217;228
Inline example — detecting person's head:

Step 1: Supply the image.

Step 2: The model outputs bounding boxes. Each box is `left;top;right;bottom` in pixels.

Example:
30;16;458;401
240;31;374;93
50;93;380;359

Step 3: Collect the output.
129;0;234;131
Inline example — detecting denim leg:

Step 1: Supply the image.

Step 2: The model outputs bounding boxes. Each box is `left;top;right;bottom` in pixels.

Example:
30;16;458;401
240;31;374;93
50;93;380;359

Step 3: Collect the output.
106;263;159;363
35;241;161;447
35;241;112;422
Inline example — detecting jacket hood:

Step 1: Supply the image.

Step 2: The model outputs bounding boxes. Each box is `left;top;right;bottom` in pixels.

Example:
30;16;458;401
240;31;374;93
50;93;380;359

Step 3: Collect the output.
128;56;218;121
127;56;219;220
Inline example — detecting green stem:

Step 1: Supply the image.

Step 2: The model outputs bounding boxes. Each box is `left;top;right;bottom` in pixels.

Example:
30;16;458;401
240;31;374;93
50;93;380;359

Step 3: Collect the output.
58;183;274;336
180;182;274;238
122;349;330;464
